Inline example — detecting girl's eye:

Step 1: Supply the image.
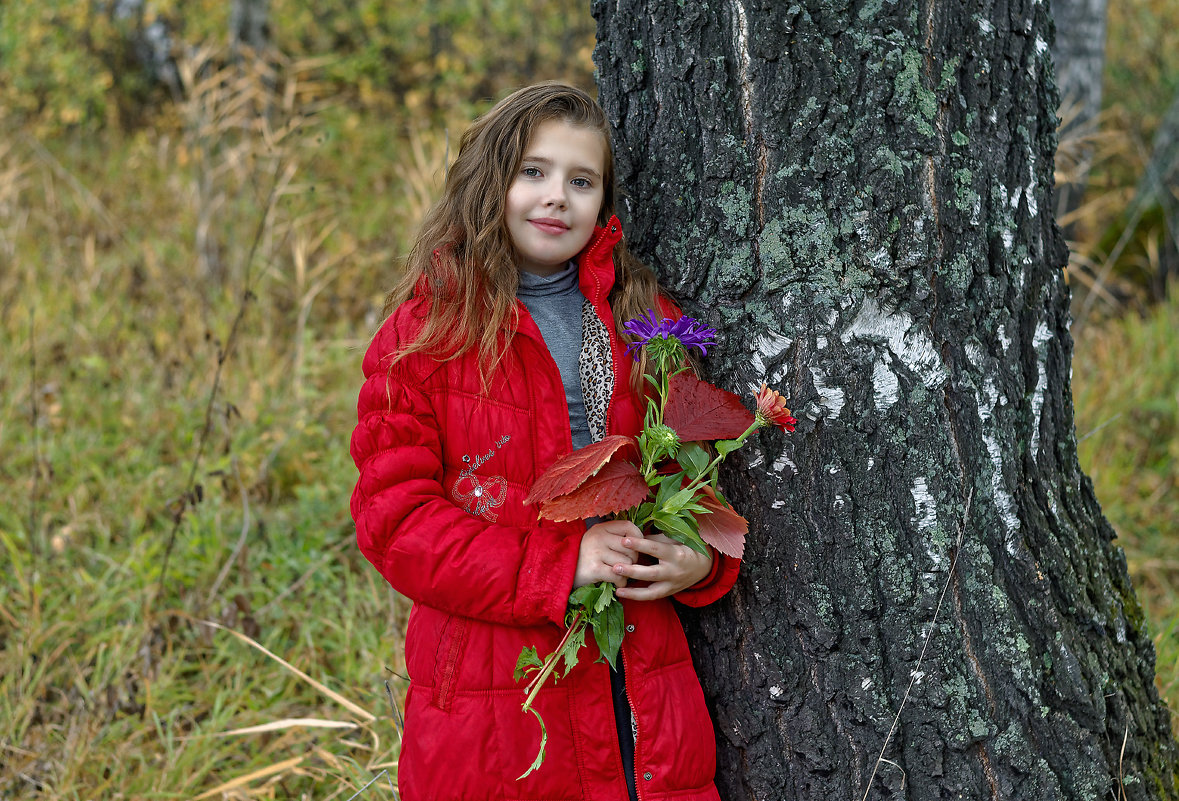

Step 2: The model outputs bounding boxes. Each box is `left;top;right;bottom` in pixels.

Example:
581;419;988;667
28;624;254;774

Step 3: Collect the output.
571;177;592;188
521;166;542;177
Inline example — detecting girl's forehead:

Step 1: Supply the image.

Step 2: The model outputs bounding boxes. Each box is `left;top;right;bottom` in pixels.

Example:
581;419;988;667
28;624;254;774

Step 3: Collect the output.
523;120;607;172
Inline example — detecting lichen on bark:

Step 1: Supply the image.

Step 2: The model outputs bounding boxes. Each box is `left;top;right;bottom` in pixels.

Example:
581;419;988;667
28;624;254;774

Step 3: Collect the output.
593;0;1178;797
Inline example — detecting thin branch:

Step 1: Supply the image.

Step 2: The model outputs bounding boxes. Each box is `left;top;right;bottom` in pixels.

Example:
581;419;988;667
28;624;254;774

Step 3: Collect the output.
28;307;41;558
155;158;284;603
344;769;398;801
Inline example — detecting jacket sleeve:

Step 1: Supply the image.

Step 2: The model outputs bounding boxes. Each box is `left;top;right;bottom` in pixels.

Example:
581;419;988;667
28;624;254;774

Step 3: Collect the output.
349;320;581;628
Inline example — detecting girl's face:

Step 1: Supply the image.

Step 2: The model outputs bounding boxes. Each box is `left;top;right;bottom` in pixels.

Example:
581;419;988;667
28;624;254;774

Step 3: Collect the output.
505;119;606;276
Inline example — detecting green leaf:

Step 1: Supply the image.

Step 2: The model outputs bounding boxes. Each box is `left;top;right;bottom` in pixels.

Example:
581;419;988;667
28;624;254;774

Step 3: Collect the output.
652;512;709;555
716;439;743;456
713;486;727;506
635;501;656;523
567;584;598;611
677;443;711;478
517;705;548;780
654;473;683;508
592;599;626;670
514;646;542;683
592;582;616;614
560;624;586;677
662;485;698;515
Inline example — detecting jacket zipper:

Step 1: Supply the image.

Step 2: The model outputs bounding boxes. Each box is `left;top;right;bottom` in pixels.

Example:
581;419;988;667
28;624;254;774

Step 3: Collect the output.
620;643;643;801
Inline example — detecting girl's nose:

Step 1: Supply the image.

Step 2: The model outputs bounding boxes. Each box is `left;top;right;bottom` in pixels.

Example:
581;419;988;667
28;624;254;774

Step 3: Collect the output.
543;181;567;209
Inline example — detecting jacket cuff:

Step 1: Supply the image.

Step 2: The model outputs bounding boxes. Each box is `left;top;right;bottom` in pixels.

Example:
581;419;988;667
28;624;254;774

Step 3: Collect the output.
518;521;581;627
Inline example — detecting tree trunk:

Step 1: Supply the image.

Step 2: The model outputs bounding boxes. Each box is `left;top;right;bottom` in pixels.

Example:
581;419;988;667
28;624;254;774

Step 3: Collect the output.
1050;0;1107;228
592;1;1177;799
229;0;270;54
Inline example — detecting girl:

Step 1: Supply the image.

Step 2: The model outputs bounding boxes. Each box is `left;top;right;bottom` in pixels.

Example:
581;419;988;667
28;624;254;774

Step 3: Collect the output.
350;82;740;801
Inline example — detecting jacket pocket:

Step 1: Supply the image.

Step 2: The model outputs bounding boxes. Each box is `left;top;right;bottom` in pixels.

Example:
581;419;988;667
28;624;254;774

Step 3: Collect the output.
430;614;470;712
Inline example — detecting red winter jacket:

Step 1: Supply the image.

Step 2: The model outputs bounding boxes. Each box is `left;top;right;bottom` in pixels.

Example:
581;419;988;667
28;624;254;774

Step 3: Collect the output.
350;216;740;801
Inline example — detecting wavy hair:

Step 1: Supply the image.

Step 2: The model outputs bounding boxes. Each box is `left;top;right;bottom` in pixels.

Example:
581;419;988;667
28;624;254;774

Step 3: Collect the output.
382;82;662;383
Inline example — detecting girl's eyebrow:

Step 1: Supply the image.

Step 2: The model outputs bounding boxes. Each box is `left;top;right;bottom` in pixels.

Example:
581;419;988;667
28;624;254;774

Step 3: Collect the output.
521;155;602;181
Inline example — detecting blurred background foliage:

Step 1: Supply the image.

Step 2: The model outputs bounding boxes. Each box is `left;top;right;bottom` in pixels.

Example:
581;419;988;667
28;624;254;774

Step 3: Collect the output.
0;0;595;131
0;0;1176;797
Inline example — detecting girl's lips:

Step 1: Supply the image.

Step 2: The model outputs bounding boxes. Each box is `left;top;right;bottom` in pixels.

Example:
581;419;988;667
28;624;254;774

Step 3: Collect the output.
529;219;569;235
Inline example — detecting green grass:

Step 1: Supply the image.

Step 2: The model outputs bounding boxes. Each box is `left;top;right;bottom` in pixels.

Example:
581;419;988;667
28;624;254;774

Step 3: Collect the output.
0;113;416;797
1073;296;1179;716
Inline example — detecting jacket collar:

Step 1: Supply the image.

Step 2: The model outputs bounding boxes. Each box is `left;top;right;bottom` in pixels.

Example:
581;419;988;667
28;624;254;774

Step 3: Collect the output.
576;215;624;306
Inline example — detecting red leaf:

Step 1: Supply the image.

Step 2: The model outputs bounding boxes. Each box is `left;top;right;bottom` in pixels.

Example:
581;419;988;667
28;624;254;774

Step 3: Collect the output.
524;435;638;506
697;486;748;559
664;372;755;442
539;460;651;522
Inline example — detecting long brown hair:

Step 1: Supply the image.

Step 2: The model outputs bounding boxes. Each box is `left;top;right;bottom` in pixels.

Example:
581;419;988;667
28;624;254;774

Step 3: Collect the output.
382;82;661;381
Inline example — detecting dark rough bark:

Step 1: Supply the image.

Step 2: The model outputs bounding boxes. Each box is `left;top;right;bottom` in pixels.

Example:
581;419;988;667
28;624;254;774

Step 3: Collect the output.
592;1;1177;799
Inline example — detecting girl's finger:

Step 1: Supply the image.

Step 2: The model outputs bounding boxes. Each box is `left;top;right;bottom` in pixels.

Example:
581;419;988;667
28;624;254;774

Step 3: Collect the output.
616;582;673;601
621;536;669;560
605;540;639;562
613;561;670;581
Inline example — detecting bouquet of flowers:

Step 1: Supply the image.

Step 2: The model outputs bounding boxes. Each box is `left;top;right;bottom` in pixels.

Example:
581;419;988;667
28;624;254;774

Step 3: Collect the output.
513;310;797;778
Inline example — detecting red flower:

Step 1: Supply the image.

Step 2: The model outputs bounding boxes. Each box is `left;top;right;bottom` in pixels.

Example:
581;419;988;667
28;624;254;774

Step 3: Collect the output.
754;384;797;433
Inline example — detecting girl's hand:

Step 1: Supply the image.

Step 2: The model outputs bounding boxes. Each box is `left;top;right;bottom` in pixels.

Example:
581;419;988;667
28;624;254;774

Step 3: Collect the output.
574;520;643;589
613;533;714;600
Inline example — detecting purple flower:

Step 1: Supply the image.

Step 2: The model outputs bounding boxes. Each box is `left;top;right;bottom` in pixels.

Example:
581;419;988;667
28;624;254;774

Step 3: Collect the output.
623;309;718;360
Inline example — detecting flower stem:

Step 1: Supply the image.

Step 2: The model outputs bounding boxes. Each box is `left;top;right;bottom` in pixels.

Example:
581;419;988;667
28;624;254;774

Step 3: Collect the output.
676;419;762;498
522;611;584;699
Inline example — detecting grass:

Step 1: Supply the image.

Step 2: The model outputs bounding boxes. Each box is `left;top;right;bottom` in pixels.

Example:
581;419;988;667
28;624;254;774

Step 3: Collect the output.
1073;292;1179;715
0;55;426;795
0;44;1177;799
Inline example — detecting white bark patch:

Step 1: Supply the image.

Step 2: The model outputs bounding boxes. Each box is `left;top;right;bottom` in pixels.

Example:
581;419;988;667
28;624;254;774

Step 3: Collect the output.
841;297;948;406
1026;151;1039;218
911;477;938;531
913;477;945;569
872;360;899;411
979;376;1022;542
772;452;797;475
978;17;994;33
809;365;846;419
1030;320;1051;455
728;0;755;140
749;330;793;386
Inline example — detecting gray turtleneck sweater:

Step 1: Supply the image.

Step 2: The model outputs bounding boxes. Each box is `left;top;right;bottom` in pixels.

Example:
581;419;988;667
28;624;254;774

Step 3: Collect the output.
516;261;592;450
